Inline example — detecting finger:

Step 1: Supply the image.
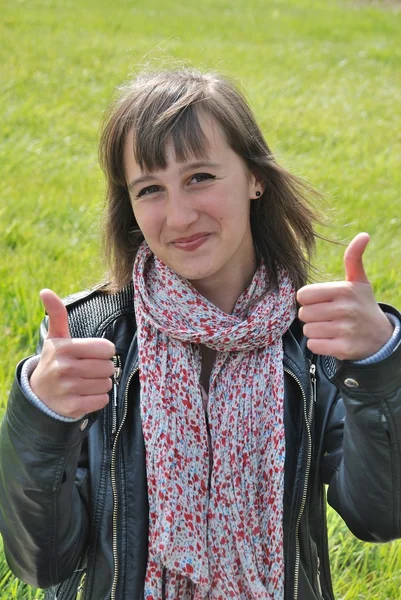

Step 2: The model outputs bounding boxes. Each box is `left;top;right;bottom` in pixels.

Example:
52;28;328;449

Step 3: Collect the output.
40;289;70;339
305;338;346;359
344;232;370;284
297;282;349;306
79;394;110;414
305;337;360;361
80;378;113;396
55;358;116;380
303;321;349;340
299;301;352;324
60;394;110;418
77;359;116;379
49;337;116;360
62;377;113;396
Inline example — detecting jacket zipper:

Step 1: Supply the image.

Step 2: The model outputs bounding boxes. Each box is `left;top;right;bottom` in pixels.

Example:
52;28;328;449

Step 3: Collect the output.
111;355;122;448
310;363;317;405
284;361;315;600
110;360;139;600
310;365;323;598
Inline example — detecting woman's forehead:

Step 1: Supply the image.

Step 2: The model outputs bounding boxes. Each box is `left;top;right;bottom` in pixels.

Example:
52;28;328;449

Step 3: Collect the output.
126;114;230;175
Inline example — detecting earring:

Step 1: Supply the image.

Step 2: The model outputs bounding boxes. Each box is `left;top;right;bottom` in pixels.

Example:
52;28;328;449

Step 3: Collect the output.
255;191;261;197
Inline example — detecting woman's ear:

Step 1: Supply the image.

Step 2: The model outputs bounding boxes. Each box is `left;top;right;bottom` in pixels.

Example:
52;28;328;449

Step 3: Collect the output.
248;171;265;199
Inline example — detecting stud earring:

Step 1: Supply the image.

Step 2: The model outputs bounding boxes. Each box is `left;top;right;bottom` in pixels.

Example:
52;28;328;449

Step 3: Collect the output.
255;191;261;197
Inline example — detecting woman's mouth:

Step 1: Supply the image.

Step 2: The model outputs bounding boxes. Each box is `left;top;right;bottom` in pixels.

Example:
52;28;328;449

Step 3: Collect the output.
172;234;210;251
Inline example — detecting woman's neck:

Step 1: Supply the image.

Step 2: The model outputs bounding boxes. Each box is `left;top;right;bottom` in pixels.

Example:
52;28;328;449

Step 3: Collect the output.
189;257;257;314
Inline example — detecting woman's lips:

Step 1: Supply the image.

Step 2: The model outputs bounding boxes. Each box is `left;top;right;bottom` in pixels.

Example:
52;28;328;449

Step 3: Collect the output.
172;234;210;251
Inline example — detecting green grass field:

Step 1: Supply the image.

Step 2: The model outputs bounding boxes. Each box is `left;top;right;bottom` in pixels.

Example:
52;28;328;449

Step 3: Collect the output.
1;0;401;597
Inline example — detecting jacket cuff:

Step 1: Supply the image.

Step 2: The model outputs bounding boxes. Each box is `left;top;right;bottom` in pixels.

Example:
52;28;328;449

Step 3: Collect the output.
20;356;81;423
6;360;96;451
333;304;401;399
354;313;401;365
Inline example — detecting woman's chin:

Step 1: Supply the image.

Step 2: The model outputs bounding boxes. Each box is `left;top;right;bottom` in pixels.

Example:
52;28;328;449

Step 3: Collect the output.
170;263;216;283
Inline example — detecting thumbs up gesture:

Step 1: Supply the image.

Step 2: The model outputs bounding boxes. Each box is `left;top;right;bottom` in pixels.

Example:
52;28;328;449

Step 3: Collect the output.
30;289;116;418
297;233;394;361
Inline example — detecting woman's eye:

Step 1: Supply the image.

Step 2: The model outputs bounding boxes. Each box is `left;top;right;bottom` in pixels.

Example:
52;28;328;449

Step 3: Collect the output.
190;173;215;184
136;185;162;198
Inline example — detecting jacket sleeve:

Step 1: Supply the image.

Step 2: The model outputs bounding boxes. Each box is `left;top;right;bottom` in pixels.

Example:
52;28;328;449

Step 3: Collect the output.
322;304;401;543
0;330;95;588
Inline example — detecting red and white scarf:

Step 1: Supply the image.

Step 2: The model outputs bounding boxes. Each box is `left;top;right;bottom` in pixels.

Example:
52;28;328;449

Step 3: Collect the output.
133;242;296;599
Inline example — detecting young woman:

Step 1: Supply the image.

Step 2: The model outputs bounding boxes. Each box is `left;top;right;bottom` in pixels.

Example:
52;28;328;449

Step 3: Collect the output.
1;68;401;600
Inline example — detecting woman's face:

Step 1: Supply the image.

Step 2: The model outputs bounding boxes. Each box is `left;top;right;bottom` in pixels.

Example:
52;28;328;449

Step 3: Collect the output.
124;114;260;295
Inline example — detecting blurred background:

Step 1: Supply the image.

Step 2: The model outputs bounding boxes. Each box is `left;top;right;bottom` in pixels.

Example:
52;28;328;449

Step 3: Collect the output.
1;0;400;597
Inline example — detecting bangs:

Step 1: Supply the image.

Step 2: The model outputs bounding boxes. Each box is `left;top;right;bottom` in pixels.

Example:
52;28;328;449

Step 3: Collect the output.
132;103;211;172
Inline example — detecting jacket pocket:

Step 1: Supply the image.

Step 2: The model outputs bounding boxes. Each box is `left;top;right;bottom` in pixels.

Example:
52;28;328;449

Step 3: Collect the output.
309;538;324;600
44;570;86;600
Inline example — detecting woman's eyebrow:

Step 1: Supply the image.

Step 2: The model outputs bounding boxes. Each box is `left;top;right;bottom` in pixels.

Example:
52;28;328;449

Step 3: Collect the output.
128;162;222;191
178;161;222;174
128;175;156;191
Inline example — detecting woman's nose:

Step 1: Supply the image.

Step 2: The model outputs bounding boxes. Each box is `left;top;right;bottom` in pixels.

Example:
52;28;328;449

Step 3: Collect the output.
165;190;198;230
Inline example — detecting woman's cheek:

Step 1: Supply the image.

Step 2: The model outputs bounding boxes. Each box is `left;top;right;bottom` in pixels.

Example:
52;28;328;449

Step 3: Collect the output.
135;207;163;243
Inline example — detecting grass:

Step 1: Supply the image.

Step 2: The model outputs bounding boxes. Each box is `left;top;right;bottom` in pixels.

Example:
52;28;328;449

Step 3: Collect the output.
1;0;401;597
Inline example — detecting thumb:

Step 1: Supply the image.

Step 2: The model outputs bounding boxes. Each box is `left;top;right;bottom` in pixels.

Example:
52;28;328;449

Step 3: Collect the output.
40;289;70;339
343;232;370;283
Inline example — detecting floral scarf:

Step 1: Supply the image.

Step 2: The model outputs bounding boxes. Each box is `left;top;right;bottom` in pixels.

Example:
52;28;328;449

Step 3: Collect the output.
133;242;296;599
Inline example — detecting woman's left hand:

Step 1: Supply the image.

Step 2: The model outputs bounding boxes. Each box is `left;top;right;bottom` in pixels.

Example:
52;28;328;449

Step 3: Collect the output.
297;232;394;361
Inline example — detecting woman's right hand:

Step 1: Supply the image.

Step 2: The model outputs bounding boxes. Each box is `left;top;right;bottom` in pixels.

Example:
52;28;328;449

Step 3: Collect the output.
30;289;116;418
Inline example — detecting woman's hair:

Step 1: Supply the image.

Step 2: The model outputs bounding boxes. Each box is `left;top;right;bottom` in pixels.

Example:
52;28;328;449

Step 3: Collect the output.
99;68;322;291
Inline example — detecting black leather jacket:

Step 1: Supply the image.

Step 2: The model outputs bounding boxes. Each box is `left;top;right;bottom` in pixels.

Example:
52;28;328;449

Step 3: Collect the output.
1;285;401;600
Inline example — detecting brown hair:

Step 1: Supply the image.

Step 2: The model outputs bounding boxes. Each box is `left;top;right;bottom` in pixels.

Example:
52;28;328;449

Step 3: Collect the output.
99;68;322;291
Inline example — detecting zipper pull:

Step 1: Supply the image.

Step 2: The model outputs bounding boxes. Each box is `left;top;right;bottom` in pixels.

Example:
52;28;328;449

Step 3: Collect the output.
310;362;317;403
111;355;122;447
113;357;122;408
